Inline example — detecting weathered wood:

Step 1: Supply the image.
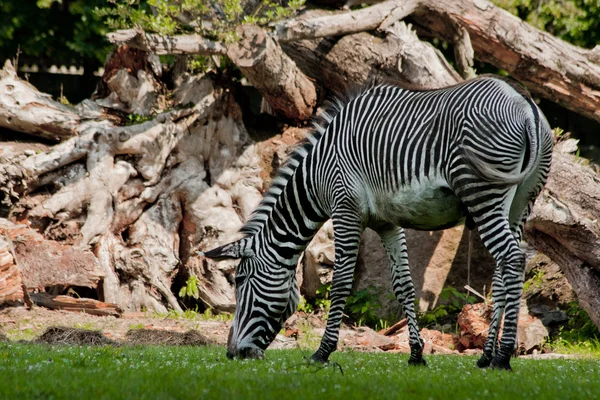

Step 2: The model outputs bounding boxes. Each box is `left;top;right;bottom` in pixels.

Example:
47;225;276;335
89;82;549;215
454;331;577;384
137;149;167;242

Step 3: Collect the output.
410;0;600;123
0;236;24;304
0;219;105;290
29;293;122;317
0;60;86;142
282;20;460;93
275;0;600;123
107;29;227;56
526;230;600;331
1;70;262;314
275;0;417;41
227;25;316;121
525;140;600;329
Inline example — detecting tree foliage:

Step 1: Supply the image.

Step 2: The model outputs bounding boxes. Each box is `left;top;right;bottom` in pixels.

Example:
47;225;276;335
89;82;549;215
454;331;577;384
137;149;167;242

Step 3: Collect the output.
96;0;305;41
0;0;111;70
493;0;600;48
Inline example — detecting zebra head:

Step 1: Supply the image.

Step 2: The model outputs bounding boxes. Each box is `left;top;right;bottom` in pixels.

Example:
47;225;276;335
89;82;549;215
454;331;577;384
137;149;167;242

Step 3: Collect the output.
201;236;299;360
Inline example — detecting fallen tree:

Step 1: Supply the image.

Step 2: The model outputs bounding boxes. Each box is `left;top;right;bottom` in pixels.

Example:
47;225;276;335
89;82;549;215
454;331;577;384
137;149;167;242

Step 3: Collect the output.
109;0;600;123
0;0;599;330
525;139;600;329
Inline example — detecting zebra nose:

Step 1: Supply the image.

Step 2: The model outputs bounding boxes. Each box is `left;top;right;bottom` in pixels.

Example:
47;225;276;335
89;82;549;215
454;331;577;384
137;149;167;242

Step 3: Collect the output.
226;325;237;358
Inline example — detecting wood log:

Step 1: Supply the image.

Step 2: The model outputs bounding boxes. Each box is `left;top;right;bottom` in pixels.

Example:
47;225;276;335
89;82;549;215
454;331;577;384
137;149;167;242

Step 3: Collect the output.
409;0;600;124
227;25;316;121
0;60;114;142
275;0;600;123
107;29;227;56
29;293;122;317
0;218;104;290
525;139;600;329
108;26;317;121
0;236;24;304
282;20;461;94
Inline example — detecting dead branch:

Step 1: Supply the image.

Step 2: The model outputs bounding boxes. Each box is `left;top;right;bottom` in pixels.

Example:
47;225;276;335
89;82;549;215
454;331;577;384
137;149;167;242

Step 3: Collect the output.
107;29;227;56
282;20;460;93
29;293;122;317
0;60;96;142
227;24;316;121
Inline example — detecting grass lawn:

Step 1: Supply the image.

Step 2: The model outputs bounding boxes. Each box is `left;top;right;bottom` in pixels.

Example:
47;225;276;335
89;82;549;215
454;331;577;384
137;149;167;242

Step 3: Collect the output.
0;343;599;400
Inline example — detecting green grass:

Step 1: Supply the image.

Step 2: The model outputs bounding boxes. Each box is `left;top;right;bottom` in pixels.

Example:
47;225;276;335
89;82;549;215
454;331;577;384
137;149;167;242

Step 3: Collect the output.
0;344;599;400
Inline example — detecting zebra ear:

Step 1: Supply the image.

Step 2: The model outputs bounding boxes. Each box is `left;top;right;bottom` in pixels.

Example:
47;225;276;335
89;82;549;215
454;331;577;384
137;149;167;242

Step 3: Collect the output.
198;238;254;260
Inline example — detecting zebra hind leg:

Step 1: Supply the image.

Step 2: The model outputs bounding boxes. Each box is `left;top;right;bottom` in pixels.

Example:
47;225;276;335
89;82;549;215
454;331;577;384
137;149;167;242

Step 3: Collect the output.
474;217;525;371
476;267;506;368
376;225;426;366
310;207;363;364
478;189;539;369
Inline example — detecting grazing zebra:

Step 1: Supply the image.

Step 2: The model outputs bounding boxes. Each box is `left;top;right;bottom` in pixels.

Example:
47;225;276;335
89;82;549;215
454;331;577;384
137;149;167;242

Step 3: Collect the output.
200;76;553;370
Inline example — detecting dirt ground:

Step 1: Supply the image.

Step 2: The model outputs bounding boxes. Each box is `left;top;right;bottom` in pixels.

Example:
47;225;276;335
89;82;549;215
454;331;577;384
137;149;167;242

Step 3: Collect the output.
0;306;231;345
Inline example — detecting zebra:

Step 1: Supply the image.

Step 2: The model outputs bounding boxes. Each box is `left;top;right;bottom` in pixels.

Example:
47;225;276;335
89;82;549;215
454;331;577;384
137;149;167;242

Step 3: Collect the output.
199;76;554;370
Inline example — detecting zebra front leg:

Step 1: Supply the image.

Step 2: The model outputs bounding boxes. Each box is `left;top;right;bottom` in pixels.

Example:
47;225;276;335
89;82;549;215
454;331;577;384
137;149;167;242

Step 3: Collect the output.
311;211;363;364
477;267;506;368
377;226;426;366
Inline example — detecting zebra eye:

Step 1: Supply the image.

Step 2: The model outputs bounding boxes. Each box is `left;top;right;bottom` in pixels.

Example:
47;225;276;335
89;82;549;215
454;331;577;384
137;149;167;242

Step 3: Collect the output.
234;275;246;286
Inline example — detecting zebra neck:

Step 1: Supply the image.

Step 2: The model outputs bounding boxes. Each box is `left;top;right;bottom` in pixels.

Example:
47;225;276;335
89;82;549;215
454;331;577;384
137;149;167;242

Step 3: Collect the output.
257;173;327;269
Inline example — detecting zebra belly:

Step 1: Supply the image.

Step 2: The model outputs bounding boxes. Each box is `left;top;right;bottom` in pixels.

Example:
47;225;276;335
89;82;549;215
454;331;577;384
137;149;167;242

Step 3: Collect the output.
370;180;465;231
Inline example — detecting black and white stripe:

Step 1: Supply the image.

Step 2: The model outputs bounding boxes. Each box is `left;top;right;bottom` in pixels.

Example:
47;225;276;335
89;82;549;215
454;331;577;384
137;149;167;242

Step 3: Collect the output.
203;76;553;369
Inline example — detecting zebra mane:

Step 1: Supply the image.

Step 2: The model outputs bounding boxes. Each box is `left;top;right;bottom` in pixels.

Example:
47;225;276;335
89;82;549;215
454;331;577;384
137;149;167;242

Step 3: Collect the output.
240;98;347;236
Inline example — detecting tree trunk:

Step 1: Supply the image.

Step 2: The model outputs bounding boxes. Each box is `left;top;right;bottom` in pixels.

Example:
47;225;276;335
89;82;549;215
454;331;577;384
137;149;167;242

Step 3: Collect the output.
0;55;262;314
525;139;600;329
227;25;316;121
282;19;461;93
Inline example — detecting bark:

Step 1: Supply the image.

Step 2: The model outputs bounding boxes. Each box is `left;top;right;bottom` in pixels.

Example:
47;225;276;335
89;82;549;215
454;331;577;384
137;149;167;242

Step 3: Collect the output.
0;219;104;289
282;20;460;94
107;29;227;56
0;236;24;305
227;25;316;121
525;139;600;329
0;60;109;142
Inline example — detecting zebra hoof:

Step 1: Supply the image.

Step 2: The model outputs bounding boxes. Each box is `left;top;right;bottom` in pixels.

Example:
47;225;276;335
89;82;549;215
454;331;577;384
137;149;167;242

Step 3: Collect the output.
309;353;328;364
408;357;427;367
476;354;492;368
490;357;512;371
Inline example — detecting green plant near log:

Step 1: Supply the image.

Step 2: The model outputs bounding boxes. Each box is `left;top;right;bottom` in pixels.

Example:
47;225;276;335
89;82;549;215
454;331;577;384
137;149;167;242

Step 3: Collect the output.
418;286;477;330
96;0;305;41
492;0;600;48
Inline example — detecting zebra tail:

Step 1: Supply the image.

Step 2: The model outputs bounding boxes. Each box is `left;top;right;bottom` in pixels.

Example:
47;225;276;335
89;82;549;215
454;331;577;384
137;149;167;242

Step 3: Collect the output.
464;99;542;186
